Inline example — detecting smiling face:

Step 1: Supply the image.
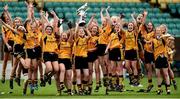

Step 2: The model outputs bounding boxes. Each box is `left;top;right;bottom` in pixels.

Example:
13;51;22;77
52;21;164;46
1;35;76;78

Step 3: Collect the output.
91;25;98;36
136;14;143;24
45;26;53;35
128;22;134;32
147;22;153;32
111;16;118;26
78;27;85;37
115;23;121;33
3;14;10;24
155;27;161;38
14;18;22;28
160;24;167;34
30;22;37;32
61;32;68;41
102;18;107;27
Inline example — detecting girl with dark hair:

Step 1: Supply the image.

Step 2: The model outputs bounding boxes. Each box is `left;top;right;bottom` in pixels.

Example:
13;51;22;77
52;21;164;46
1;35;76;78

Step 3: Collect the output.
1;5;14;84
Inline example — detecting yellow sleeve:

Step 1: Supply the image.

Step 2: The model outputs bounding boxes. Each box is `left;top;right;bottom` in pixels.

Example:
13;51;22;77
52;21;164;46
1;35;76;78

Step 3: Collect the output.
105;24;112;34
1;26;5;33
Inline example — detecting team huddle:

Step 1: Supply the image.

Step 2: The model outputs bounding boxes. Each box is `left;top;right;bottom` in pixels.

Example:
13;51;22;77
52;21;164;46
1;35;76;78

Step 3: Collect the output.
0;1;177;96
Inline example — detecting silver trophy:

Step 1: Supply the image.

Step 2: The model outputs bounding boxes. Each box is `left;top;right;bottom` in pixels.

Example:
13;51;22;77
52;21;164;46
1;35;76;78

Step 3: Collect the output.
77;3;88;26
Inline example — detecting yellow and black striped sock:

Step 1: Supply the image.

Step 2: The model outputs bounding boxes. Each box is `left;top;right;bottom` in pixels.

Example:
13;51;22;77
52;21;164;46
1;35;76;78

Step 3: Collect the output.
138;69;141;75
77;84;82;91
129;73;133;80
28;79;32;85
109;73;112;80
119;75;124;85
82;80;88;90
165;84;170;91
99;81;102;86
67;89;71;94
148;79;152;86
134;75;138;82
34;79;38;85
171;78;175;83
108;73;112;85
112;75;116;86
96;81;100;87
116;76;119;85
72;81;77;90
103;74;108;86
88;82;93;91
158;85;162;90
60;82;64;89
103;74;108;80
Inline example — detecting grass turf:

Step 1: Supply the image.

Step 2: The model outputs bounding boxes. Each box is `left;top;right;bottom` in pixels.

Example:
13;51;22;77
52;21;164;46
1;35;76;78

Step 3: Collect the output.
0;77;180;98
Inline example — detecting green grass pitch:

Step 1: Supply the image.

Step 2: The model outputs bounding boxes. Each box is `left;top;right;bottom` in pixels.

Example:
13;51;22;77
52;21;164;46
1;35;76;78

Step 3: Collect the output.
0;77;180;98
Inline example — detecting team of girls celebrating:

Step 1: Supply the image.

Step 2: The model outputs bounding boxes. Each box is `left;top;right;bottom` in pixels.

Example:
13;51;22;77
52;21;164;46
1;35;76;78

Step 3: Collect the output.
0;1;177;96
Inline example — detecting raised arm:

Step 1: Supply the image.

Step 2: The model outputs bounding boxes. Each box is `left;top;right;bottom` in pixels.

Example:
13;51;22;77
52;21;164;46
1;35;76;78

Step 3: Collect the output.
0;19;18;34
142;10;148;25
87;14;95;28
105;6;111;24
75;22;79;35
25;1;34;20
40;10;49;24
100;8;104;24
131;12;137;27
68;29;75;43
3;5;13;25
67;21;74;43
39;10;50;34
50;10;59;33
85;27;92;37
131;13;139;35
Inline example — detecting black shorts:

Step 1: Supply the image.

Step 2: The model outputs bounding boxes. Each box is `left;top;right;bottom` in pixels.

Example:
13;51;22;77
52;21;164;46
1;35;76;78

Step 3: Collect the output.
97;44;106;56
75;56;88;69
22;67;28;75
14;44;25;57
125;49;137;61
155;56;168;69
43;52;58;63
58;58;72;70
35;46;42;59
4;40;14;53
109;48;121;61
144;51;154;64
87;50;98;62
26;48;36;59
26;46;41;59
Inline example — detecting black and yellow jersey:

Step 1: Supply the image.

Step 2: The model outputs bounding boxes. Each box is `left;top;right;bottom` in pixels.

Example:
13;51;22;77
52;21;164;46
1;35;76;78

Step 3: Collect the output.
87;36;98;52
124;30;138;50
24;22;42;49
41;33;58;53
138;24;147;36
153;38;167;60
143;31;154;53
13;30;24;45
58;41;72;59
24;30;42;49
109;32;124;50
98;24;111;45
2;25;14;42
74;37;88;57
167;47;174;64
